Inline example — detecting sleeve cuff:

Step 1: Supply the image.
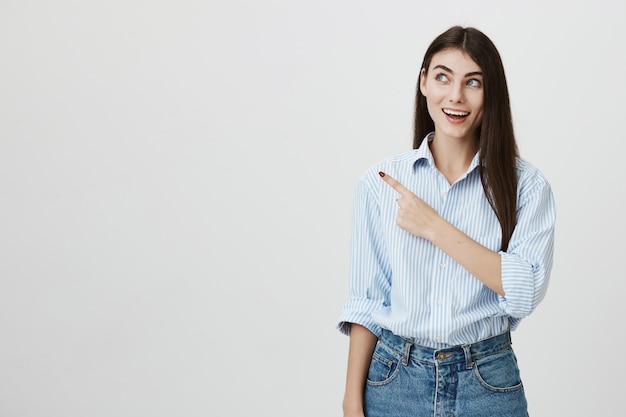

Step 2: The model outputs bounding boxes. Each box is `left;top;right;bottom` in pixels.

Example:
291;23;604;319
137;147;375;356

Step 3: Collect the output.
336;297;385;337
498;251;536;318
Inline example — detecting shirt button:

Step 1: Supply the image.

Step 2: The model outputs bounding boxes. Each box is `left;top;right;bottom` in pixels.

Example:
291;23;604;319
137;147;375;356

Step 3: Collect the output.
437;299;443;305
440;190;447;196
435;336;442;342
439;262;446;269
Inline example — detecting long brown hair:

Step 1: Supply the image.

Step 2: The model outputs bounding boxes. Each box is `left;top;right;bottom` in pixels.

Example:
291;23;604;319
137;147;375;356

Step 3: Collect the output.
414;26;518;251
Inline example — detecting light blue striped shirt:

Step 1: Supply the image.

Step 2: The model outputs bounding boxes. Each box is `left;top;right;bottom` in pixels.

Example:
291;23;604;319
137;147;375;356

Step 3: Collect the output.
337;135;556;348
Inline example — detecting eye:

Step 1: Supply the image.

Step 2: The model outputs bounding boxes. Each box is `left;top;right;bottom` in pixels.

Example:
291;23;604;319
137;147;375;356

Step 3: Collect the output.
435;73;449;83
466;78;482;87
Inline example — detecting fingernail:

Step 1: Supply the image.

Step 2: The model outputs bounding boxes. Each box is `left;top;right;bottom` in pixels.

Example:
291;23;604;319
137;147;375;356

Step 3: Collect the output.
378;171;385;177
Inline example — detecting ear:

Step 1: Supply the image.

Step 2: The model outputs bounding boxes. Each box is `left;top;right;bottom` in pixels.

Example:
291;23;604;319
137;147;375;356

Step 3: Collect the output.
419;68;428;97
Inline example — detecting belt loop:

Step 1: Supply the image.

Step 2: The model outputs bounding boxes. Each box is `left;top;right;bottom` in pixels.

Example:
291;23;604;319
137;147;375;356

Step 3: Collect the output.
402;340;412;365
462;344;473;369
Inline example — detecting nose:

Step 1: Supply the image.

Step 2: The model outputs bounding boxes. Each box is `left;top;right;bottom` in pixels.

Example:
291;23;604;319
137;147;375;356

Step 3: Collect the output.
448;81;464;103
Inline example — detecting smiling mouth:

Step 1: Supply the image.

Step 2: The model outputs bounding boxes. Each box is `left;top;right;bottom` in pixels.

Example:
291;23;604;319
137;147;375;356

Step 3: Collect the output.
442;108;470;117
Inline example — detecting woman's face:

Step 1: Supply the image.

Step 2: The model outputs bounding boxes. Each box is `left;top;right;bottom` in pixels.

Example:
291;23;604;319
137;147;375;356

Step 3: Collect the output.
420;48;484;143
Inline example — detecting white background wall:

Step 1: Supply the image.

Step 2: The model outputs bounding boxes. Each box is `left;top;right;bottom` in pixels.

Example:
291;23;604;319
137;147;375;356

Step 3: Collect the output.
1;1;624;416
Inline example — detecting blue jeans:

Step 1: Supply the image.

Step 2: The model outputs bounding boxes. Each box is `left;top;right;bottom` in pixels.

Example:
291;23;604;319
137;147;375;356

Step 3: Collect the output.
365;329;528;417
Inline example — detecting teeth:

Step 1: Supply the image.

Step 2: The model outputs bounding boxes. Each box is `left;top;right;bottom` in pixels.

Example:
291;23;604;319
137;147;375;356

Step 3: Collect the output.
443;109;469;116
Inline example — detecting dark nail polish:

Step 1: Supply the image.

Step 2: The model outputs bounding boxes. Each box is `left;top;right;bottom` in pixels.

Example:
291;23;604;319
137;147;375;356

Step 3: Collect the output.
379;171;385;177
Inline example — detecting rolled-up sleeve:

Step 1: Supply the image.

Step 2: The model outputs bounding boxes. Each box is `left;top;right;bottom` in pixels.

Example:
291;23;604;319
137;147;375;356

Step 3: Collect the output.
498;172;556;320
337;175;392;337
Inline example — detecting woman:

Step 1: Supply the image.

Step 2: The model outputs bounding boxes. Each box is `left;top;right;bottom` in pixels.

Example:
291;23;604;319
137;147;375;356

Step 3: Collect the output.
337;26;555;417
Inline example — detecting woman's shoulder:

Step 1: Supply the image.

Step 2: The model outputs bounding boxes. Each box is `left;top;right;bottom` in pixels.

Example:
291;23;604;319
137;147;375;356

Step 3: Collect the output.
515;157;552;199
377;149;421;167
354;149;420;194
361;149;421;177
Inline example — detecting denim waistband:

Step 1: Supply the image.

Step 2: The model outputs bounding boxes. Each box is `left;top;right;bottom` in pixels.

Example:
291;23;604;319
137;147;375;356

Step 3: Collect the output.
378;328;512;368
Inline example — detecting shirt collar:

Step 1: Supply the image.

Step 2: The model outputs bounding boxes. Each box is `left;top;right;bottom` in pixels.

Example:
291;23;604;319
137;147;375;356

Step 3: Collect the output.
413;132;437;168
413;132;481;178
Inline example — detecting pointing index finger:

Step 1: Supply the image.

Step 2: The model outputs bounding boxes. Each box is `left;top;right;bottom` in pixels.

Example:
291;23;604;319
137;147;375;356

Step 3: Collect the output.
378;171;409;195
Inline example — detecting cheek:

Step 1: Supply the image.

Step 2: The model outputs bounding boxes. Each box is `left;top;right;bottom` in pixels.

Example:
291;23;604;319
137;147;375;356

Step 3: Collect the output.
471;96;484;118
475;93;484;111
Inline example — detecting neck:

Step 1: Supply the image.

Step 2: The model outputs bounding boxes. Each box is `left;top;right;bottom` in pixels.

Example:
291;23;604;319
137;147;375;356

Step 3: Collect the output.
429;134;479;184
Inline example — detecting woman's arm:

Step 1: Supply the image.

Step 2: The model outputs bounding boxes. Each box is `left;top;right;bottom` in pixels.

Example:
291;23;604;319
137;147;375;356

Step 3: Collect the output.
343;324;378;417
379;171;504;295
428;218;503;295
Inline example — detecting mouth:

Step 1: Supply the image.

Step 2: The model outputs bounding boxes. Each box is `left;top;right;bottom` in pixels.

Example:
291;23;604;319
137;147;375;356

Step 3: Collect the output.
442;108;470;119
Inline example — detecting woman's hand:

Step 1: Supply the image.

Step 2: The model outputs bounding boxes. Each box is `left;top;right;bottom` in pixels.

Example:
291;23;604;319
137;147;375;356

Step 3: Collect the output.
379;171;441;240
343;408;366;417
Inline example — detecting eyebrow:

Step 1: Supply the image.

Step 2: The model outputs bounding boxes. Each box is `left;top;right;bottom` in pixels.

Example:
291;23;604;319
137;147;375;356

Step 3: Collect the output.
433;64;483;78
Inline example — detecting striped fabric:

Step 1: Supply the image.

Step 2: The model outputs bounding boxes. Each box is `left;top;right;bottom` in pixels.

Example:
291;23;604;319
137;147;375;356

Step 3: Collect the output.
337;135;556;349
